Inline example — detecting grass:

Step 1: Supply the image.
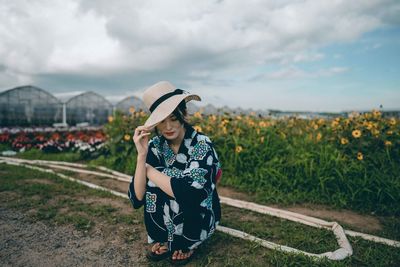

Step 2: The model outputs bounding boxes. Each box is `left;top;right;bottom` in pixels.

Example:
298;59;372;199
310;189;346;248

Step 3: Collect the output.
0;163;140;232
217;141;400;216
9;139;400;217
12;148;400;233
1;163;399;266
16;148;81;162
221;205;338;254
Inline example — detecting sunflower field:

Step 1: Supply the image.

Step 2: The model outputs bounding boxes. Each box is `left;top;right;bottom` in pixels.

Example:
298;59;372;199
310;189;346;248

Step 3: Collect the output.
102;108;400;216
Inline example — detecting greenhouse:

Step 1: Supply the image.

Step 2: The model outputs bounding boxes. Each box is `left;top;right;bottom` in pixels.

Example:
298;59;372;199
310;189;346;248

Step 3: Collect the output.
66;92;113;125
0;85;63;126
115;96;147;113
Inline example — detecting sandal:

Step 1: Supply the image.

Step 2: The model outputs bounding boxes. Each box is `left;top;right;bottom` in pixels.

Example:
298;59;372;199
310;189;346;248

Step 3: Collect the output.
168;249;195;266
146;242;171;261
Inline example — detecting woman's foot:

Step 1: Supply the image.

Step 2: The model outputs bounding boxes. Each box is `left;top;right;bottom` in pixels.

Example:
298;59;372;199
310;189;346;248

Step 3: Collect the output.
170;250;194;265
151;242;169;255
146;242;170;261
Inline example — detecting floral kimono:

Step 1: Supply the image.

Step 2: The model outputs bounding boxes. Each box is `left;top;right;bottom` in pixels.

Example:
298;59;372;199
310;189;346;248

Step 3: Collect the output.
128;125;221;252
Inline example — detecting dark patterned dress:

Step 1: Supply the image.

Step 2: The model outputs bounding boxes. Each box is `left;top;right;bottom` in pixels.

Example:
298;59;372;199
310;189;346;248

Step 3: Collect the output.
128;125;221;252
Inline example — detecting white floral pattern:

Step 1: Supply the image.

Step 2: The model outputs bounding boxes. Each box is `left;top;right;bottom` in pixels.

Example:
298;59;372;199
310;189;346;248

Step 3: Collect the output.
176;153;187;163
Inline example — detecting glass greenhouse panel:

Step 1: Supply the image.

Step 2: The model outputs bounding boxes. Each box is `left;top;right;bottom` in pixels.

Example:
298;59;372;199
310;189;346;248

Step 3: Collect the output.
116;96;148;114
66;92;113;125
0;86;62;126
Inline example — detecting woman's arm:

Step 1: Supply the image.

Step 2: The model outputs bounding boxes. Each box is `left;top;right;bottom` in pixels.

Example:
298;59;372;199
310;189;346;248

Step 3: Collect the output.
132;126;151;201
146;164;175;198
133;154;147;201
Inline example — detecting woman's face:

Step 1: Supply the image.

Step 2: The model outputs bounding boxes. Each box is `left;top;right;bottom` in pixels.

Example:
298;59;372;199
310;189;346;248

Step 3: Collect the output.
156;114;184;141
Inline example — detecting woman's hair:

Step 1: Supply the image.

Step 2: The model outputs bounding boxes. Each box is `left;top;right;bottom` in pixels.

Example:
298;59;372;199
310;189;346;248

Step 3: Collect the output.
155;100;191;135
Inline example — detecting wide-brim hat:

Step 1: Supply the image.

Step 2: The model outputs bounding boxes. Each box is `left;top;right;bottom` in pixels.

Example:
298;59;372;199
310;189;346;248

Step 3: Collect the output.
142;81;201;128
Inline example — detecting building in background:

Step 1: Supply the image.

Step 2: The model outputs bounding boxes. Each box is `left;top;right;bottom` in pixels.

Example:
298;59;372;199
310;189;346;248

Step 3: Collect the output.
65;92;113;125
0;85;62;126
115;96;147;114
1;85;398;127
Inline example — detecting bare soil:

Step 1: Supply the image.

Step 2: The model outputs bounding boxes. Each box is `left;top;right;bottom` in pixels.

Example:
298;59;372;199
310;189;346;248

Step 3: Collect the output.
281;205;382;232
0;207;147;267
218;185;382;232
75;172;129;193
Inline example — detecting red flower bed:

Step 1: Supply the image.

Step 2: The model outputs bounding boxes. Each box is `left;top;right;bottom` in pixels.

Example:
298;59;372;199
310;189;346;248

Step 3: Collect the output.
0;128;107;155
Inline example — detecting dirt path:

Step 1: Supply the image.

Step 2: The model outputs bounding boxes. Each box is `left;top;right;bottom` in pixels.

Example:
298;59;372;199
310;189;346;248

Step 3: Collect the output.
218;186;382;232
0;207;147;267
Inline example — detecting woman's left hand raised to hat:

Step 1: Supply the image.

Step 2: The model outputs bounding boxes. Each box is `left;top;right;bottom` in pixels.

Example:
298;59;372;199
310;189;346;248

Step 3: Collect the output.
133;125;151;156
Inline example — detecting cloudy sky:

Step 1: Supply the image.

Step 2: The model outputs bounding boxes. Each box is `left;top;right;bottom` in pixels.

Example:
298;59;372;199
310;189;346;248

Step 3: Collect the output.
1;0;399;112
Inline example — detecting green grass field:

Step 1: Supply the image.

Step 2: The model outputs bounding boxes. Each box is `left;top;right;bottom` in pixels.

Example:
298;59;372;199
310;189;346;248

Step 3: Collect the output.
1;163;399;266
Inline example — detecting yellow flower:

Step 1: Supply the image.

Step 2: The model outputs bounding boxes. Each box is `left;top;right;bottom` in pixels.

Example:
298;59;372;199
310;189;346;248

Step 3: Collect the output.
389;118;396;126
341;138;349;145
357;152;363;161
366;123;373;130
221;118;229;126
194;112;202;119
209;115;217;122
387;130;393;135
331;120;339;128
235;128;242;135
317;118;325;125
235;145;243;153
385;141;392;146
108;115;114;123
124;134;131;141
259;121;268;128
260;136;265;143
372;109;381;118
313;124;319;130
193;125;202;132
256;128;260;135
316;132;322;141
352;129;362;138
129;106;135;114
236;115;242;120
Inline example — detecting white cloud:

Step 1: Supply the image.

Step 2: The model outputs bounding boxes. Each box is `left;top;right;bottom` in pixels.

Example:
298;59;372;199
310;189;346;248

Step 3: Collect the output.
255;66;349;80
0;0;399;110
3;0;394;75
0;0;123;75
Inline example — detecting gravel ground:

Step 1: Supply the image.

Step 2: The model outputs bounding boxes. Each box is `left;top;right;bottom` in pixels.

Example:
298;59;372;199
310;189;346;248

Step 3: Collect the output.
0;207;147;267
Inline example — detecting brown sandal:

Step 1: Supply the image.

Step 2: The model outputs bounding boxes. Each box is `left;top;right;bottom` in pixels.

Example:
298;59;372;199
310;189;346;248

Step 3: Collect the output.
146;242;171;261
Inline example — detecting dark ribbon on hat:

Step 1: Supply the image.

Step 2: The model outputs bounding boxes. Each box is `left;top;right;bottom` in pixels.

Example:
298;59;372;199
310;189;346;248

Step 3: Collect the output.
149;89;184;113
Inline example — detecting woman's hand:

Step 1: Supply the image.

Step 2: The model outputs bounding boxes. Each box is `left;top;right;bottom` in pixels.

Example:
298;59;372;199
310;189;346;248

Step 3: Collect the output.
133;125;151;157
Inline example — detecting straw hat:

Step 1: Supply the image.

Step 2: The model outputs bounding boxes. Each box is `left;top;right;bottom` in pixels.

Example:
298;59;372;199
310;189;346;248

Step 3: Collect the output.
142;81;201;128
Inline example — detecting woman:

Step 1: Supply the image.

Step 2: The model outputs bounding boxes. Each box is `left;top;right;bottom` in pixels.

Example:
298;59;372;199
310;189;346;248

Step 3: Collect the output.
128;81;221;265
